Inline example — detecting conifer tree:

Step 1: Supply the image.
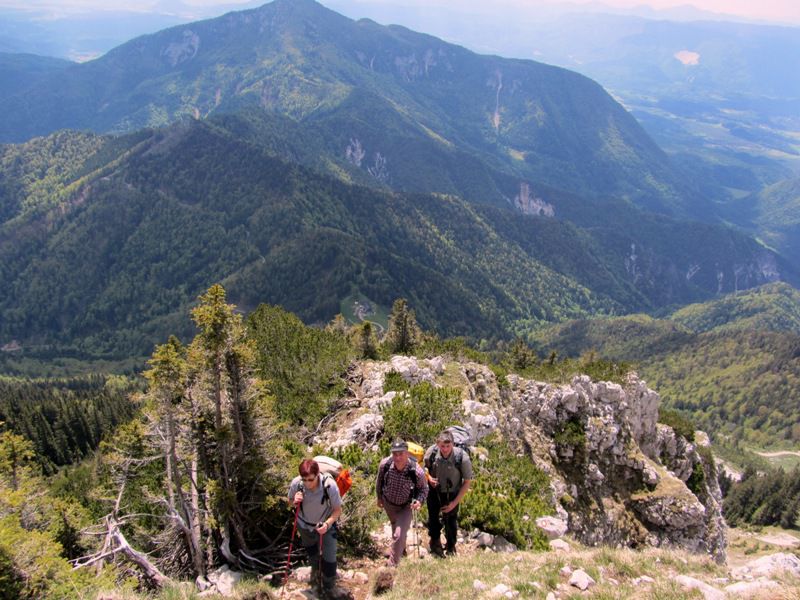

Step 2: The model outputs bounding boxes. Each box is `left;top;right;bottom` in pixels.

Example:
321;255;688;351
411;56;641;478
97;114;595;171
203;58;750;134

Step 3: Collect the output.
384;298;420;355
354;321;378;359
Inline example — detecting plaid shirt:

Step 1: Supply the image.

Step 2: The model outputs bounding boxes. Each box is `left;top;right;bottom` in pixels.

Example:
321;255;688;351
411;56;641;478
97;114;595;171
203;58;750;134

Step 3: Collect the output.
377;457;428;506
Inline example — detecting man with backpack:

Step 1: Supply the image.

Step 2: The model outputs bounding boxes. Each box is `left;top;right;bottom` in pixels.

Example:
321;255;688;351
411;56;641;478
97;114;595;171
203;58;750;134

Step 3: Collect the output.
376;439;428;567
288;459;349;599
424;429;474;557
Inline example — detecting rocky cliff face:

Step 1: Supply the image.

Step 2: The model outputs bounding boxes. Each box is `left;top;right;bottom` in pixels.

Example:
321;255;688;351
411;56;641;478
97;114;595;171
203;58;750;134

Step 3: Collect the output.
316;355;727;562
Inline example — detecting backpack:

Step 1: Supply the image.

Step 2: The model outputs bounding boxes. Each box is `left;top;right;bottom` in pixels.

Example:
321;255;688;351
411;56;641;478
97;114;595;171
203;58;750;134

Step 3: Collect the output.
378;456;418;506
424;426;472;468
407;441;425;464
314;455;352;498
447;426;471;456
424;427;471;493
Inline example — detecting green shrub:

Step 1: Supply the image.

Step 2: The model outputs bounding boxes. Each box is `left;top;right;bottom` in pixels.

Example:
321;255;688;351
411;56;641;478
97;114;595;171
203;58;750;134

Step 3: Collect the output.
658;409;696;442
459;437;552;549
554;418;586;449
686;462;706;496
381;382;462;445
383;371;410;393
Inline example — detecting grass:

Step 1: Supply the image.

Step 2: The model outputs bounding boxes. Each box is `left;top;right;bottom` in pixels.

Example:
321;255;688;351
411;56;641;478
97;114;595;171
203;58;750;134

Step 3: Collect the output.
376;546;732;600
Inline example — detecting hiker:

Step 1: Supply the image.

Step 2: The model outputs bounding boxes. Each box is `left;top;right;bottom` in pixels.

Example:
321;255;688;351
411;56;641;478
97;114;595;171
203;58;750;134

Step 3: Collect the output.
376;439;428;567
424;429;474;557
288;458;347;599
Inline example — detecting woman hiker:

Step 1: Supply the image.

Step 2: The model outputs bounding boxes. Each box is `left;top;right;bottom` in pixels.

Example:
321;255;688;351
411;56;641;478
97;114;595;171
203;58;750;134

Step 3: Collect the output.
288;458;350;599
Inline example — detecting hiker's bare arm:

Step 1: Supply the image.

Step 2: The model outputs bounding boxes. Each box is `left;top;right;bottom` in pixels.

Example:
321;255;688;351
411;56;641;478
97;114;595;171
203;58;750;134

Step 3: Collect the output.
316;504;342;533
329;504;342;523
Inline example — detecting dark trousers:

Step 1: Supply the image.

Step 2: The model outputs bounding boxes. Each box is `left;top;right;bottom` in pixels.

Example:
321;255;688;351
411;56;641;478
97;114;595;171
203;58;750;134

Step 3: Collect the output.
426;490;459;550
298;524;337;587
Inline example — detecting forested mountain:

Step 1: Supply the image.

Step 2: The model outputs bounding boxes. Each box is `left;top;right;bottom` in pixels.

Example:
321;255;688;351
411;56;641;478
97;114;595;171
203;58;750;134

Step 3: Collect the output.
531;283;800;445
0;0;709;220
0;53;71;94
732;178;800;261
0;118;792;364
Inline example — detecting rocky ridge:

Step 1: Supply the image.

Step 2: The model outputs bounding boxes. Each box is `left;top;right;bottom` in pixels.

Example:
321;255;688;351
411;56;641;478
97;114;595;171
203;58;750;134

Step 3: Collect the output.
316;355;727;562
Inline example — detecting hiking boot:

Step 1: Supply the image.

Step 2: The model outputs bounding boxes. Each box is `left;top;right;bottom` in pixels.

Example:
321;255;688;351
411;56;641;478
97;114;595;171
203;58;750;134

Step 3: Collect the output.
322;575;353;600
322;584;353;600
430;539;445;558
445;545;457;557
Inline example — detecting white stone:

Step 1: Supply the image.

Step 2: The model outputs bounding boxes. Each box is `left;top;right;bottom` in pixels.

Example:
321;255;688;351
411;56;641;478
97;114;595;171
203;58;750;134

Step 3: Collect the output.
196;576;211;591
559;566;573;577
354;571;369;584
549;539;570;552
725;579;780;596
546;594;556;600
632;575;655;585
734;552;800;579
694;431;711;447
367;391;397;411
490;583;512;597
427;356;446;375
568;569;595;591
674;575;725;600
294;566;312;582
536;516;568;539
211;566;241;597
473;579;489;592
476;532;495;547
492;535;517;553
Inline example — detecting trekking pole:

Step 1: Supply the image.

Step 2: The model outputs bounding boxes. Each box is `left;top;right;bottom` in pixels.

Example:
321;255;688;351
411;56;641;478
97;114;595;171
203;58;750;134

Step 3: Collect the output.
318;528;324;594
282;503;301;597
413;507;421;559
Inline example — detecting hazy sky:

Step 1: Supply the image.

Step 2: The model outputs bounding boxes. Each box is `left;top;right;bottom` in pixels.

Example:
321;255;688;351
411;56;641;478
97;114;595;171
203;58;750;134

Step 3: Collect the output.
3;0;800;25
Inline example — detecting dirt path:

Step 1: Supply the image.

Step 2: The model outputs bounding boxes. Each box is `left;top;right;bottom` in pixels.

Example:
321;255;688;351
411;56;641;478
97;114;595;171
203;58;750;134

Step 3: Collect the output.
756;450;800;458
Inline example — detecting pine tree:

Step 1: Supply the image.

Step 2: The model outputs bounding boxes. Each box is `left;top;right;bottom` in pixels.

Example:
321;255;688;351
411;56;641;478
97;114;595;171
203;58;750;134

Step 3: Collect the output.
354;321;378;359
384;298;420;355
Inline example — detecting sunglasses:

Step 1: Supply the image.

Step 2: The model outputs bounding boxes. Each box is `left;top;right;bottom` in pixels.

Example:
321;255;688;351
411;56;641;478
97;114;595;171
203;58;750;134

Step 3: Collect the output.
301;476;317;482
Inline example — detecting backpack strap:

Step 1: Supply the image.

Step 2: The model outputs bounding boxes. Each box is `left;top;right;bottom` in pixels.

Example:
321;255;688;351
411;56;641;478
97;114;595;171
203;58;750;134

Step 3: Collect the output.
298;474;335;527
379;457;418;506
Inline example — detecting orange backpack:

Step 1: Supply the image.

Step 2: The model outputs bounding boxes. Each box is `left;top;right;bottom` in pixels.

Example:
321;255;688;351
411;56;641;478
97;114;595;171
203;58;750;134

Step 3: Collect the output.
314;455;352;497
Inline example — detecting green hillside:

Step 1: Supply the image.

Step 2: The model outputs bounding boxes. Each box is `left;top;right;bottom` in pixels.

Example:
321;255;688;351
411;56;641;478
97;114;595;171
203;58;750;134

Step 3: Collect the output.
2;120;793;366
533;283;800;445
732;178;800;261
670;282;800;333
0;0;706;219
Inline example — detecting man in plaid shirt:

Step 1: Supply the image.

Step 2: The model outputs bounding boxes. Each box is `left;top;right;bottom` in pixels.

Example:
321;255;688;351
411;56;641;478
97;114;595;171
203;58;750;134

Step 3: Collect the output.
376;439;428;567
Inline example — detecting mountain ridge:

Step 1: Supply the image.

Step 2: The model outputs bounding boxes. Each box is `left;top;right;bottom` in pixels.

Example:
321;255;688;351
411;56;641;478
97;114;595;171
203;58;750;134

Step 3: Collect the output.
0;0;705;219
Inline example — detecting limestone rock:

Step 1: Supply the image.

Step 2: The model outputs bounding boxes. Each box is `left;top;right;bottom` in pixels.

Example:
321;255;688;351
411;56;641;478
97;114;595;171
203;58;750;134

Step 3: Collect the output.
536;516;568;539
549;539;570;552
733;552;800;579
725;579;780;596
491;535;517;553
674;575;725;600
294;566;312;582
568;569;595;591
207;565;242;597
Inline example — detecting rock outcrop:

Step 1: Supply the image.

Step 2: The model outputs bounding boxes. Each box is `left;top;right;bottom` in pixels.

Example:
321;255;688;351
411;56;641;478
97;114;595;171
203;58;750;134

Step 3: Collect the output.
315;356;727;561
